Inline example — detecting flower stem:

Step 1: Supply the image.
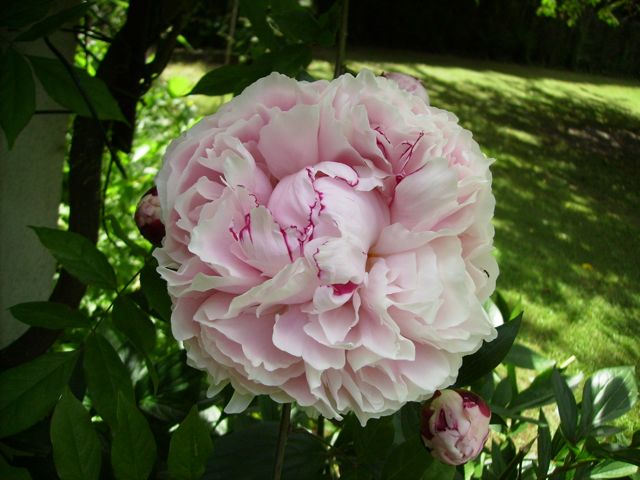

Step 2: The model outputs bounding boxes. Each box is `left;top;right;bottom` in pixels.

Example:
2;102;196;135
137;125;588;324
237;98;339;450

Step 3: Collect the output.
333;0;349;78
273;403;292;480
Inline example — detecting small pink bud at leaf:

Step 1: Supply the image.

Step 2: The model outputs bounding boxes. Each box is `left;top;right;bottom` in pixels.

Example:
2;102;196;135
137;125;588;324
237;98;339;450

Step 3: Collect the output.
420;389;491;465
134;186;165;246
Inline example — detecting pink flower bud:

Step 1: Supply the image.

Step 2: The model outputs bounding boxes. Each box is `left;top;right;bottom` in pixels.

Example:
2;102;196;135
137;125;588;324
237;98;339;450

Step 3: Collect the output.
420;389;491;465
382;71;429;104
134;186;165;246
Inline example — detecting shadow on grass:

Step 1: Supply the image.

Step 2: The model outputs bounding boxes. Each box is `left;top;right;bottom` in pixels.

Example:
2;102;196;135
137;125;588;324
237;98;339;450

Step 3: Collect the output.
399;63;640;370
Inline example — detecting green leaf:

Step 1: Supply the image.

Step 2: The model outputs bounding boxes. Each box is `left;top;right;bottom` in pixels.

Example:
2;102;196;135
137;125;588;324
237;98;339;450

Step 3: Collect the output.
111;394;157;480
190;64;270;97
581;367;638;432
537;410;551;479
420;461;456;480
399;402;421;442
0;351;78;437
0;454;32;480
106;215;148;257
352;415;395;475
168;406;213;480
0;48;35;149
140;260;172;323
50;389;102;480
31;226;117;290
0;0;54;28
552;368;578;443
167;76;193;98
83;334;134;426
27;56;125;121
16;3;92;41
112;296;157;356
270;8;324;44
381;436;432;480
10;301;89;329
503;343;555;371
454;313;522;387
202;422;326;480
590;460;638;479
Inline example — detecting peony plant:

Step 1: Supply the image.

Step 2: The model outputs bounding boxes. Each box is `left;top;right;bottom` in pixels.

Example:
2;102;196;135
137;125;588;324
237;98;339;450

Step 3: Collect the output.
153;70;499;424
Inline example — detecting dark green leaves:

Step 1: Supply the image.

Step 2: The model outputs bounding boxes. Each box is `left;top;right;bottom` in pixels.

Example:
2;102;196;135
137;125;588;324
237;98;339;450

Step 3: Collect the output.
0;48;35;148
140;261;172;323
111;394;157;480
503;343;555;371
168;406;213;480
28;56;125;121
83;334;134;426
381;436;436;480
203;422;326;480
50;389;102;480
31;226;117;290
536;410;551;479
0;351;78;437
454;313;522;387
552;368;578;443
581;366;638;433
112;296;157;356
190;64;270;96
16;3;93;42
10;301;89;329
0;0;54;28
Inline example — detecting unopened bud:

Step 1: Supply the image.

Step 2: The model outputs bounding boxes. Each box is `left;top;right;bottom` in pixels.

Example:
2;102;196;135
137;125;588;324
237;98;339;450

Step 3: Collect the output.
134;186;165;246
420;389;491;465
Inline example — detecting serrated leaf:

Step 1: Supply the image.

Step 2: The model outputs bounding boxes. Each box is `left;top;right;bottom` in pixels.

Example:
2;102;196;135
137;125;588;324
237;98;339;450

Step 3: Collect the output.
0;351;78;437
454;313;522;387
590;460;638;479
581;366;638;432
0;0;54;28
16;2;92;41
10;301;89;329
552;368;578;443
168;406;213;480
111;393;157;480
50;389;102;480
202;422;326;480
140;260;172;323
537;410;551;479
28;56;125;121
31;226;117;290
381;436;432;480
0;48;35;149
112;296;157;356
83;334;134;426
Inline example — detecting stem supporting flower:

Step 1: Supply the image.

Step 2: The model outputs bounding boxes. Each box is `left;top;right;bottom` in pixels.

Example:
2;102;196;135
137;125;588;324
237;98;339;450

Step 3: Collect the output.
273;403;292;480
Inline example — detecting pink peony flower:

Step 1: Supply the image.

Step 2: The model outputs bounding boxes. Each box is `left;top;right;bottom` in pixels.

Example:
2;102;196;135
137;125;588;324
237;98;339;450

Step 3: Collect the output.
135;186;165;246
382;71;429;104
420;389;491;465
154;71;498;424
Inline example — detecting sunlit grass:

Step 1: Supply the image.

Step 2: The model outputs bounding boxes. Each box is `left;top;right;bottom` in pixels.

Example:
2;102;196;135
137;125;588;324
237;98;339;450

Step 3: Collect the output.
156;53;640;430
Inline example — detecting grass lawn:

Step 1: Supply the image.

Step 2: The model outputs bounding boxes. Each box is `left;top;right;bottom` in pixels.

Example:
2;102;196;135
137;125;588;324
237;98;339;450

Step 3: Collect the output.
160;51;640;429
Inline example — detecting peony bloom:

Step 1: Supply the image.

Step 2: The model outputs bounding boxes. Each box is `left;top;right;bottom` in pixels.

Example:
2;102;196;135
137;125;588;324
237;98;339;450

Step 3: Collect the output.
135;186;165;246
420;389;491;465
154;70;498;424
382;71;429;104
